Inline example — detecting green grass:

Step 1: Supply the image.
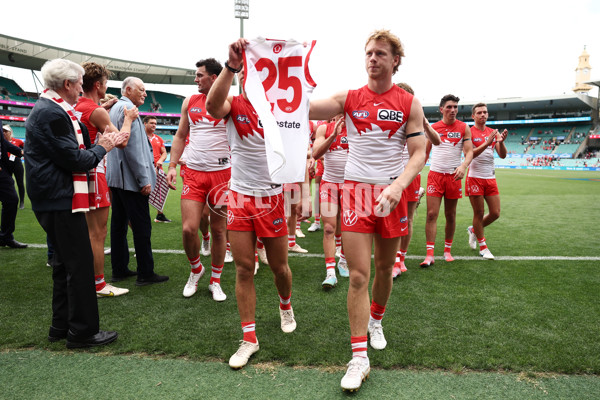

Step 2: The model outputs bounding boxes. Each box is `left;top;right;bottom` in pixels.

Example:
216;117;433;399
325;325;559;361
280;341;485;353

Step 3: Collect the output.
1;168;600;398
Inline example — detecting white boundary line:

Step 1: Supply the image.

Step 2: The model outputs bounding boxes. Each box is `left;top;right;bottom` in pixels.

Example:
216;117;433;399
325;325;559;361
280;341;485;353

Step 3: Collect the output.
26;243;600;261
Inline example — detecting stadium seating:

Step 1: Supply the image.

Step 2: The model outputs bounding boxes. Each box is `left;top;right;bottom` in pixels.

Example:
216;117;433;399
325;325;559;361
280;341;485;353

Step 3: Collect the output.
104;87;183;114
0;77;30;101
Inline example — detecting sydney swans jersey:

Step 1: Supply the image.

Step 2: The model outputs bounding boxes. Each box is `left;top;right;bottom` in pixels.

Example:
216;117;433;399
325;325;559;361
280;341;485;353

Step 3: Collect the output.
468;126;496;179
430;120;467;174
343;85;413;185
226;95;282;197
186;93;230;171
243;37;316;183
322;121;349;183
74;97;106;173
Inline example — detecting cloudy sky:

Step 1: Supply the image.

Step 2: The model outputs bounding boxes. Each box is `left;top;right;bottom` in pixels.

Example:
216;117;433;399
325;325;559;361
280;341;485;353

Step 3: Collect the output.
2;0;599;105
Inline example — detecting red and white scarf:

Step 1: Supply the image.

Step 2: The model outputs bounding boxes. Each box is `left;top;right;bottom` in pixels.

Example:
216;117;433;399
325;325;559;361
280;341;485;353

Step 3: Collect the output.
41;89;96;213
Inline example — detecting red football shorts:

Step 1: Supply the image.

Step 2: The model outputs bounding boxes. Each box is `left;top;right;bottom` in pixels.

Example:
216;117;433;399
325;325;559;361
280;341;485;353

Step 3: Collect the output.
319;180;343;205
94;172;111;209
227;190;287;238
465;176;500;197
181;167;230;206
315;159;324;178
403;174;421;202
426;170;463;199
340;180;408;238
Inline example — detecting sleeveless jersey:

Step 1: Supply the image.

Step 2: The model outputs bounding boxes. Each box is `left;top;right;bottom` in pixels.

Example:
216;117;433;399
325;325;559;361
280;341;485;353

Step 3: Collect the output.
148;134;164;165
468;125;496;179
74;96;105;173
243;37;316;183
186;93;230;171
343;84;413;185
226;95;282;197
322;121;349;183
430;120;467;174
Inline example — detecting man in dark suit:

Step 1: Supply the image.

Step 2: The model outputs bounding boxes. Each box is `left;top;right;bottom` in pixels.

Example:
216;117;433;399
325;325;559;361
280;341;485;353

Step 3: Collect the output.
25;58;122;348
0;120;27;248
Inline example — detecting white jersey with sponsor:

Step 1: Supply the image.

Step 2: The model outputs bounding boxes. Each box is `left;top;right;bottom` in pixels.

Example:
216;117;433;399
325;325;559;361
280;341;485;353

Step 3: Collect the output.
226;95;282;197
322;121;349;183
468;125;496;179
343;84;413;185
430;119;467;174
243;37;317;183
186;93;230;172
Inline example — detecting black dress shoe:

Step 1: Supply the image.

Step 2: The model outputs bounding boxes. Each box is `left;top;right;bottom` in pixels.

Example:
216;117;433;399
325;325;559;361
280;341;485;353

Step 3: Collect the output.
0;239;28;248
135;273;169;286
110;269;137;282
48;326;68;342
66;330;118;349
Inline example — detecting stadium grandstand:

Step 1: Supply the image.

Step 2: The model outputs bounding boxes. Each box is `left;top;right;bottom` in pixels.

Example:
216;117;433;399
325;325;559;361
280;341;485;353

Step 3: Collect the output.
1;33;599;170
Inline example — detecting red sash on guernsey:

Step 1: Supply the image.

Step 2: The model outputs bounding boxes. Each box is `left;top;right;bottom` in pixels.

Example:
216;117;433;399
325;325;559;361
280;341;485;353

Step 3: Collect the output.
41;89;96;213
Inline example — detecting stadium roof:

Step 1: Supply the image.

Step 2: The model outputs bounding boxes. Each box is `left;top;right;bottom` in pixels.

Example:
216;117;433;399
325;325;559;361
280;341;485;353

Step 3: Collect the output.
0;34;195;84
422;93;592;116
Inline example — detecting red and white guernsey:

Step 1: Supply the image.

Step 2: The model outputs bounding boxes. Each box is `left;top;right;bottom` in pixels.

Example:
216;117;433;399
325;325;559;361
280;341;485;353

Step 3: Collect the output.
243;37;316;183
226;95;282;197
469;125;496;179
343;85;413;185
430;120;467;174
186;93;230;172
322;121;349;184
75;97;105;173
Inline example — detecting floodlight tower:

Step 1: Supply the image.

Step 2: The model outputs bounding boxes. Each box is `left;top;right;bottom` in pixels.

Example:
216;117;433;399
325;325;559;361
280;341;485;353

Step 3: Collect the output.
234;0;249;39
234;0;249;93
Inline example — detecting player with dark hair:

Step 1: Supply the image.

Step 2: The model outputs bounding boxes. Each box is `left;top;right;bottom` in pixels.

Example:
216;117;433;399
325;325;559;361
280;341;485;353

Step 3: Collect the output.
466;102;507;260
421;94;473;267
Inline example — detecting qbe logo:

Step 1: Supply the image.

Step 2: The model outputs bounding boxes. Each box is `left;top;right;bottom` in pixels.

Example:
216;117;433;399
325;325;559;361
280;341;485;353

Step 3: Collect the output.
227;210;235;225
377;109;404;123
343;210;358;226
352;110;369;119
447;132;461;139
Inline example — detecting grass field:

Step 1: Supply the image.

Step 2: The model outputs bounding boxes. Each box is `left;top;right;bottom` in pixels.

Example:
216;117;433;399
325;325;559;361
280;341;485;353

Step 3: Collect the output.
1;168;600;398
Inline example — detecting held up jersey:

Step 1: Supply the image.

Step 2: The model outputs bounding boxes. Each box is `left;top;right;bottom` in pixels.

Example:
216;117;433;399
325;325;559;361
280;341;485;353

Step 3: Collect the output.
226;95;282;197
343;84;413;185
186;93;230;172
468;125;496;179
430;120;467;174
243;37;316;183
322;121;349;183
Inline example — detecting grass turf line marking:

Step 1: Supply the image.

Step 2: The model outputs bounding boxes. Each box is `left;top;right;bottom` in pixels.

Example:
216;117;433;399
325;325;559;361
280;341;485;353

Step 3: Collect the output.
26;243;600;261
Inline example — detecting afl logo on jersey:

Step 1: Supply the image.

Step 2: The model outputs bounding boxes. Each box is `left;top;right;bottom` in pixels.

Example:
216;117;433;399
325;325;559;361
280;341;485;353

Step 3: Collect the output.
237;115;250;124
273;44;283;54
352;110;369;119
190;107;202;113
377;109;404;123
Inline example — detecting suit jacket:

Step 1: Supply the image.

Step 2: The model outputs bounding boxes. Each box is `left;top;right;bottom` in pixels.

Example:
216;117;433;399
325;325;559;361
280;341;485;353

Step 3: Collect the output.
1;121;24;179
24;98;106;212
106;96;156;192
